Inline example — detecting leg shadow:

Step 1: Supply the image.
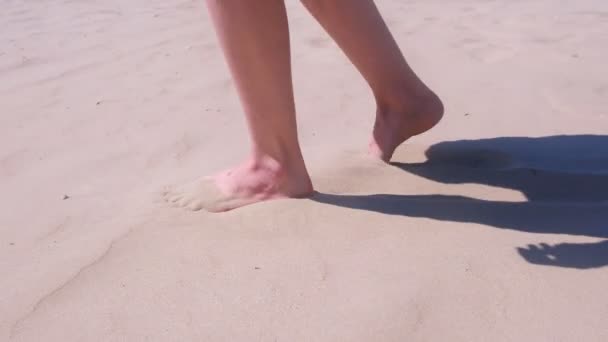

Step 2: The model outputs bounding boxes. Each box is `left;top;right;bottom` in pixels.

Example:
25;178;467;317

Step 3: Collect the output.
312;135;608;269
312;193;608;238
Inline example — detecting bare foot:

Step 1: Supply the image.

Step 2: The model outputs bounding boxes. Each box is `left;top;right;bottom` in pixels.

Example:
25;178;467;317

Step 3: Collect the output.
163;156;313;212
369;92;444;162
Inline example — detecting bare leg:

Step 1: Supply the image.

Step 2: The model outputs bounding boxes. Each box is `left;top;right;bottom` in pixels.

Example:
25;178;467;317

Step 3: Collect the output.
164;0;312;212
301;0;444;161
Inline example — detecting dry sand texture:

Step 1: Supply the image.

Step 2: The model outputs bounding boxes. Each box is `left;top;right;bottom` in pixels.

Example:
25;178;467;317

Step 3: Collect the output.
1;0;608;341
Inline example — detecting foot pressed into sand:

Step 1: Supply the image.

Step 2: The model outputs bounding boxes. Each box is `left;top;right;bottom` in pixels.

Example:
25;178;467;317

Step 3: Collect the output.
164;92;442;212
163;156;313;212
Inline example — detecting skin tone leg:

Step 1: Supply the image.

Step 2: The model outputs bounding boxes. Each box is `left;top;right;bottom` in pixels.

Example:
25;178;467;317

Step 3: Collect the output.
164;0;313;212
165;0;443;212
301;0;444;161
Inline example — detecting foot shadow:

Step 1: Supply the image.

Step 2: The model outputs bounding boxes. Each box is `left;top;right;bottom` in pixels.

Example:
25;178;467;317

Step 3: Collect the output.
517;240;608;269
313;135;608;269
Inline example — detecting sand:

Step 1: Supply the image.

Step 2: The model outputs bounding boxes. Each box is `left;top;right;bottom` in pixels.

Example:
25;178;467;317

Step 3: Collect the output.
2;0;608;341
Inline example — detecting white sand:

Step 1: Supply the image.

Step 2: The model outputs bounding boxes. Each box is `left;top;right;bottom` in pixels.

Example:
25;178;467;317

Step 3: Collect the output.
2;0;608;341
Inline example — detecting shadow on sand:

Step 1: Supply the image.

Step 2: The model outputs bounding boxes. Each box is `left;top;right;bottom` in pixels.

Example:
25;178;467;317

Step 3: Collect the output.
313;135;608;269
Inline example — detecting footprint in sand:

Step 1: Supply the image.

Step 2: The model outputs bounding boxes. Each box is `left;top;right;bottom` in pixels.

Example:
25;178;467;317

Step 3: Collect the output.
306;36;330;49
450;31;520;64
468;43;520;64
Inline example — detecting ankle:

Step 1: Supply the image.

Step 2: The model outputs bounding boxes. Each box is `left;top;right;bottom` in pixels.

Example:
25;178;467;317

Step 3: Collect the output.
374;79;439;112
252;136;303;162
248;150;309;181
376;90;443;121
245;154;285;179
243;153;313;196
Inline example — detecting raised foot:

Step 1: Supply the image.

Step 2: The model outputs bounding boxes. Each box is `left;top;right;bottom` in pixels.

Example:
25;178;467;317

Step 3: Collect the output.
369;92;444;162
163;157;313;212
